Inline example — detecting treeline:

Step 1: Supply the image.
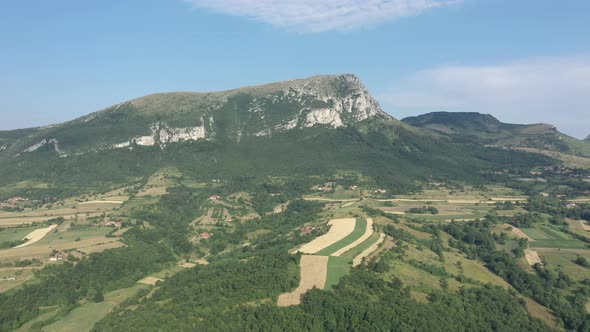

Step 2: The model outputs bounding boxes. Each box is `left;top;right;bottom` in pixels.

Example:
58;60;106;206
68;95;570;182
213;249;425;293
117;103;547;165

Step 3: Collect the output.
95;268;550;331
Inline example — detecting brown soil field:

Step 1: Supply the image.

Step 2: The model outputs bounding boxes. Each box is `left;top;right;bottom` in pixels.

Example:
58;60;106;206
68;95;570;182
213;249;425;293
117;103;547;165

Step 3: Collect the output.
298;218;356;254
353;233;385;267
332;218;374;256
579;220;590;231
503;224;534;241
277;255;328;306
524;249;542;266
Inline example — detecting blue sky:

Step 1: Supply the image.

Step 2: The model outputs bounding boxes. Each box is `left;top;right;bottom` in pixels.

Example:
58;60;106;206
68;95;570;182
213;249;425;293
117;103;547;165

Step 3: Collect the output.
1;0;589;137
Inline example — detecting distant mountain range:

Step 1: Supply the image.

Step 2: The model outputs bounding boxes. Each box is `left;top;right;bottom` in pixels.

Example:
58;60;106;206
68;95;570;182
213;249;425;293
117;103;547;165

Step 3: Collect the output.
402;111;590;159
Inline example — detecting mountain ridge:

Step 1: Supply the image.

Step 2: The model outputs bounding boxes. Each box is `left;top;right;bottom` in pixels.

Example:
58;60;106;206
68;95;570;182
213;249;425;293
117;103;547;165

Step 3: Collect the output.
1;74;400;157
402;111;590;158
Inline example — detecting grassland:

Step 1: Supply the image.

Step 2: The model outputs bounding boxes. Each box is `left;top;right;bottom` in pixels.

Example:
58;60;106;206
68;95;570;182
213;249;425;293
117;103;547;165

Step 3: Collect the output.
324;256;350;290
524;225;588;249
41;284;149;332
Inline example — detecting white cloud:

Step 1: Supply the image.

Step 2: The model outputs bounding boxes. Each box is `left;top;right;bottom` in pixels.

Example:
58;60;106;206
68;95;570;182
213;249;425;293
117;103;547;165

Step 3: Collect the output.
379;56;590;138
185;0;460;33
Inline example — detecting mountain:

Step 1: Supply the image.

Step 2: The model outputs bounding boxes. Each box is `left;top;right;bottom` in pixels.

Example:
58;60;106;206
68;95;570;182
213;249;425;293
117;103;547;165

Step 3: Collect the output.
0;76;554;199
0;74;396;157
402;112;590;158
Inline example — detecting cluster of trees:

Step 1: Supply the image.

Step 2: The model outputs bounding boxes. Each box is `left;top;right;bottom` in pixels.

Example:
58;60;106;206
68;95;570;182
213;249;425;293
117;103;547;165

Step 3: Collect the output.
406;206;439;214
444;219;590;331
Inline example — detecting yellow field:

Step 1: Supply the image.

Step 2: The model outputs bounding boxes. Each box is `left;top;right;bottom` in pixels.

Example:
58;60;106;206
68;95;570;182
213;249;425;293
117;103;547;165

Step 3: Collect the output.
297;218;356;254
277;255;328;306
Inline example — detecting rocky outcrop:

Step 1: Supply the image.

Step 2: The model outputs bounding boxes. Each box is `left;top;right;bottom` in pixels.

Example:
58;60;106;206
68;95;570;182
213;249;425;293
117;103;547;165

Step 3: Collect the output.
110;122;207;149
23;138;62;154
9;74;392;155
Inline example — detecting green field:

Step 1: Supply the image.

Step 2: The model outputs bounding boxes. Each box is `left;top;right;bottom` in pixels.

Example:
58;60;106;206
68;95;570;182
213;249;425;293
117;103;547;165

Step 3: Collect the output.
324;256;351;290
0;226;37;243
521;228;551;240
524;225;589;249
315;218;367;256
342;232;380;258
539;249;590;281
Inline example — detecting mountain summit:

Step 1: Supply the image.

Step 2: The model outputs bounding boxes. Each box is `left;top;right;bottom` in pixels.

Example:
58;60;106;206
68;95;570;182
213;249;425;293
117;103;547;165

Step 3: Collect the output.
1;74;391;156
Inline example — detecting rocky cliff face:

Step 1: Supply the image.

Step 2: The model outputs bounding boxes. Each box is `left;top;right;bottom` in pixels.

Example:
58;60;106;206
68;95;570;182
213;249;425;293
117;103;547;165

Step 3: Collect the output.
3;74;392;156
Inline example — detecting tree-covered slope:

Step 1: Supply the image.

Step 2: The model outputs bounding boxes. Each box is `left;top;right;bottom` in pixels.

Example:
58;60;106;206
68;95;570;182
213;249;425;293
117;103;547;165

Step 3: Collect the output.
0;76;557;199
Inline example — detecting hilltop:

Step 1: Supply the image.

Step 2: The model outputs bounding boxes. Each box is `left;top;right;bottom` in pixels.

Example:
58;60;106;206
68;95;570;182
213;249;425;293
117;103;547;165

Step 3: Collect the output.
402;112;590;158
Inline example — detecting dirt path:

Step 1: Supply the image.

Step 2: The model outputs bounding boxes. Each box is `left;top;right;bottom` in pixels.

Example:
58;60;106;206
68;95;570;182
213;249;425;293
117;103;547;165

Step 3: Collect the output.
277;255;328;306
580;220;590;231
353;233;385;267
332;218;374;256
302;197;359;202
524;249;542;266
79;200;124;205
298;218;356;254
13;225;58;248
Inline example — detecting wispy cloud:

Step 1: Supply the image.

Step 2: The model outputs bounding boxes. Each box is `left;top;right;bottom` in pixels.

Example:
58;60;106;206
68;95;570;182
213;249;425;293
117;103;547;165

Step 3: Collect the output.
185;0;460;33
379;56;590;138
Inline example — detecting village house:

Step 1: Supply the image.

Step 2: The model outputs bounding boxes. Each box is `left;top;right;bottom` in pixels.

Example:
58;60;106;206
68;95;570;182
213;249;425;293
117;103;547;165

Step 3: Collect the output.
299;226;314;235
105;221;123;227
374;189;387;194
49;252;66;261
349;185;358;190
7;197;28;204
200;232;212;239
209;195;221;201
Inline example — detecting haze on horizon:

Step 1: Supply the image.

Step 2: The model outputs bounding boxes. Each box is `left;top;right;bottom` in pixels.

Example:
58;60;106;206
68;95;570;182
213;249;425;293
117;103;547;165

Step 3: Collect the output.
1;0;589;138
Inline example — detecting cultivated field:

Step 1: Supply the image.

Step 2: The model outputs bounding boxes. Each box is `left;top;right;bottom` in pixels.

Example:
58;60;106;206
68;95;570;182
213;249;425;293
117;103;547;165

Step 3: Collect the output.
277;255;328;306
137;276;163;285
297;218;356;254
331;218;374;256
353;233;385;267
14;224;58;248
504;224;534;241
524;249;542;266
